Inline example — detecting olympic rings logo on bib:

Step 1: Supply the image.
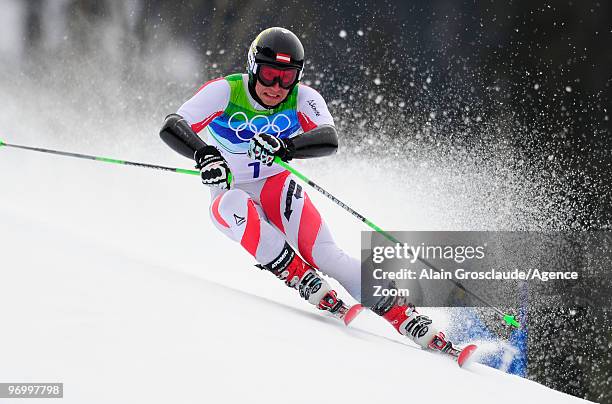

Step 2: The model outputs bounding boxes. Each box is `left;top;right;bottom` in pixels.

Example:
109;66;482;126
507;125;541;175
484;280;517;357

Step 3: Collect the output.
228;111;292;141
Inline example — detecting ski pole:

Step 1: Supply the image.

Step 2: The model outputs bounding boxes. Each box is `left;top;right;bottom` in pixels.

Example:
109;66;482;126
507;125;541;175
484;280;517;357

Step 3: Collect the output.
0;138;203;177
273;157;521;328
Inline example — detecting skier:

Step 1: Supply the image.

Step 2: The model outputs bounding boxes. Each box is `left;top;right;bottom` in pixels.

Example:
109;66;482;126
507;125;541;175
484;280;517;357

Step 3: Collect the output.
160;27;460;356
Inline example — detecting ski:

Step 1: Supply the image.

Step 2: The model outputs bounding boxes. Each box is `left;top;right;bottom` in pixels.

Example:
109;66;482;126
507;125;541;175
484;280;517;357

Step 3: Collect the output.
326;302;365;326
330;302;478;367
342;303;365;325
457;344;478;367
428;331;478;367
422;343;478;368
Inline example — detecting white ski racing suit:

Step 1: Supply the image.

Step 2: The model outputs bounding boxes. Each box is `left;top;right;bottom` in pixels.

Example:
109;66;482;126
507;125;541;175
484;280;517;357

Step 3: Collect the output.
177;74;361;301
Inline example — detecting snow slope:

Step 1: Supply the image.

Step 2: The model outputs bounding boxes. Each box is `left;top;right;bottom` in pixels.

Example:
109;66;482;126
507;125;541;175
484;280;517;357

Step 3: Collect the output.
0;147;594;403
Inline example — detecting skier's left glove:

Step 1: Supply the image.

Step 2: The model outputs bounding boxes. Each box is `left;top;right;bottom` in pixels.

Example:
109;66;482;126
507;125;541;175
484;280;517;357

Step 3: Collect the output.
247;133;295;166
194;145;232;189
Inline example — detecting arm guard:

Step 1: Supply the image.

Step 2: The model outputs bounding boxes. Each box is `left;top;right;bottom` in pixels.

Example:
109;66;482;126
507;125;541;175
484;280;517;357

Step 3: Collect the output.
286;124;338;159
159;114;208;160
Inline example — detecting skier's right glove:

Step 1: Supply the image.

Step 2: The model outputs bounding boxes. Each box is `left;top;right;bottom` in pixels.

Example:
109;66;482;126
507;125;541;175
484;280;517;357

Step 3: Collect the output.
194;145;232;189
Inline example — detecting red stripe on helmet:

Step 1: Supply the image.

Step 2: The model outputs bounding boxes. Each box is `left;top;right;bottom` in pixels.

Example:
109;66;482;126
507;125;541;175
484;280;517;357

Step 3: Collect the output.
276;53;291;63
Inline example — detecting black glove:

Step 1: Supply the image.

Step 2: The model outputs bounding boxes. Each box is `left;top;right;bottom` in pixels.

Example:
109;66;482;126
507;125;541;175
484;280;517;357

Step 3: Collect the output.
194;145;232;189
247;134;295;166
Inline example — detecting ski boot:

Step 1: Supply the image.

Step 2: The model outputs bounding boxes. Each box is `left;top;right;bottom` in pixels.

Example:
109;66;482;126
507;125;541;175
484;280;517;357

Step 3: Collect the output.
258;242;362;324
371;288;475;364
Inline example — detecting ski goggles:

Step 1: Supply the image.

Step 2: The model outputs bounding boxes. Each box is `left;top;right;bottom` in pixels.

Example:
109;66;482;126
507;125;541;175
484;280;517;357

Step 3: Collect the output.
256;64;300;89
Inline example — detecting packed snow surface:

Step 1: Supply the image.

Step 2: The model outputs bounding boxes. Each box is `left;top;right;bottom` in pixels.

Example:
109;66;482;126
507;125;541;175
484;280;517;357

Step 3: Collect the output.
0;147;593;403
